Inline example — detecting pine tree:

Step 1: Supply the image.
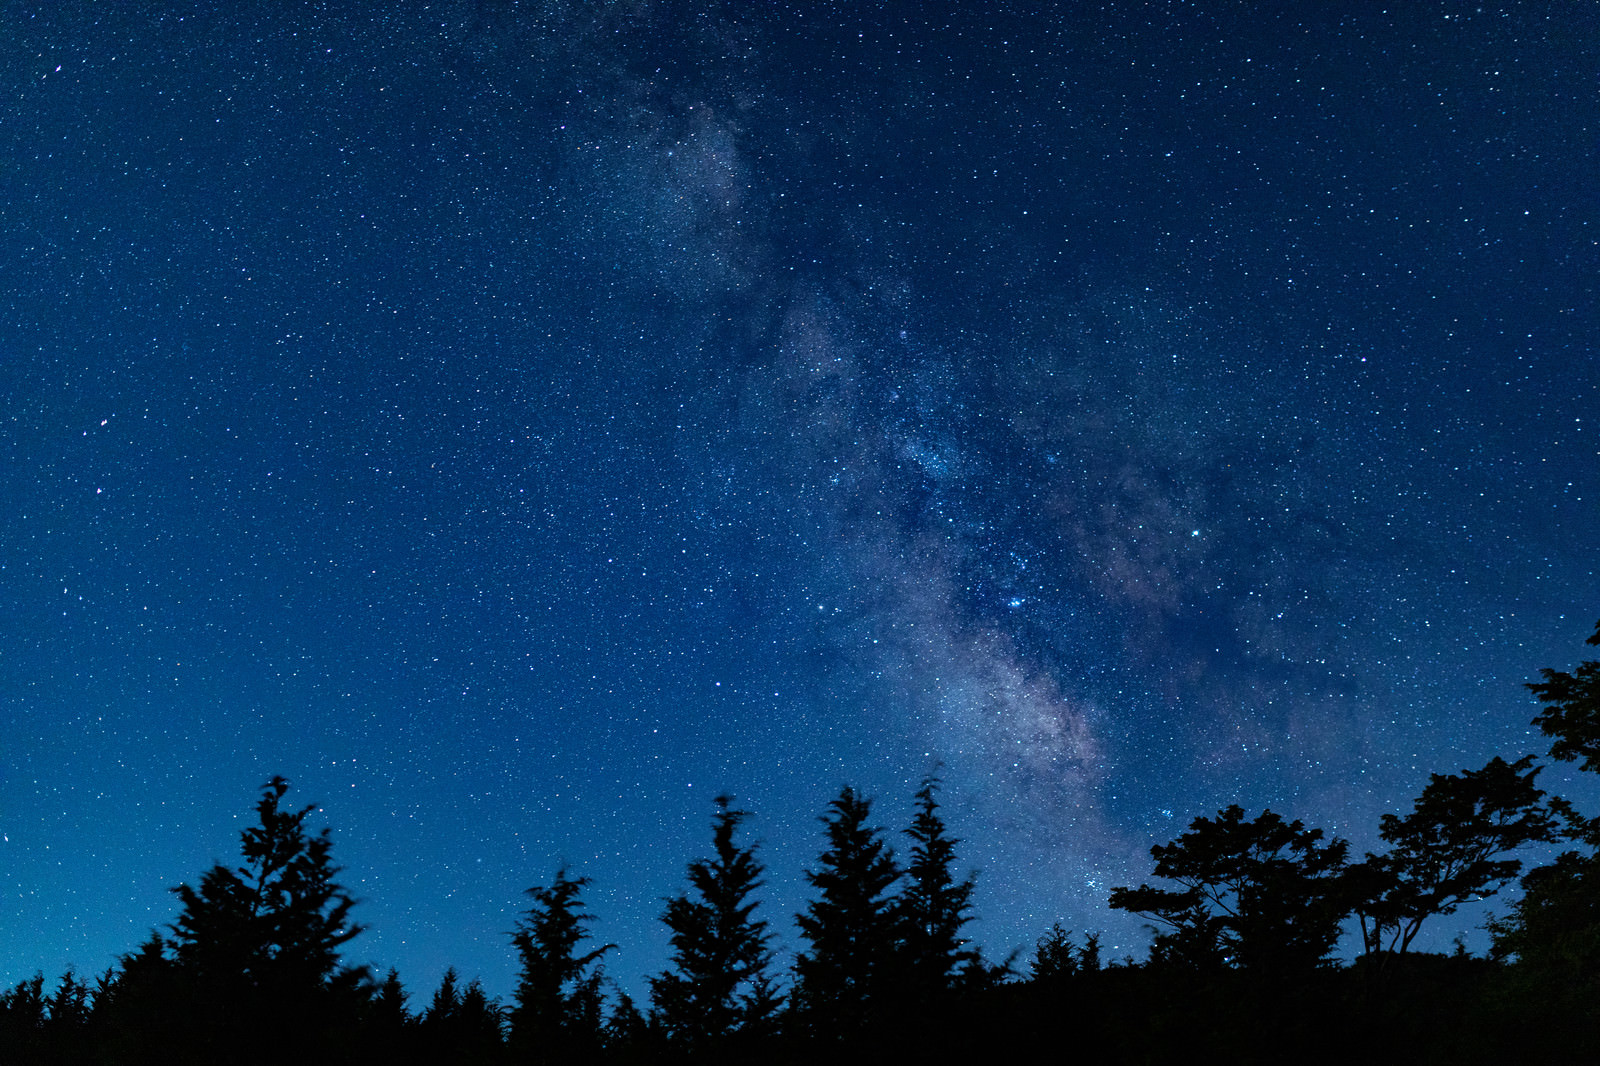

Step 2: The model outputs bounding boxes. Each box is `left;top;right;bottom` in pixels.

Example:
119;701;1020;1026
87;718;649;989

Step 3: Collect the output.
793;786;902;1038
0;970;95;1063
41;970;94;1062
650;795;778;1053
898;776;980;1000
0;973;46;1062
604;989;655;1059
361;968;412;1063
418;968;504;1064
369;967;409;1029
424;967;462;1026
157;776;365;1063
507;868;612;1060
93;934;184;1066
457;977;507;1060
168;776;363;993
1030;924;1101;983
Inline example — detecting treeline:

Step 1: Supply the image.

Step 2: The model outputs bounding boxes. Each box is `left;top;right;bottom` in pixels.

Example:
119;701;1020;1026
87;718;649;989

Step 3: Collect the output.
4;619;1600;1065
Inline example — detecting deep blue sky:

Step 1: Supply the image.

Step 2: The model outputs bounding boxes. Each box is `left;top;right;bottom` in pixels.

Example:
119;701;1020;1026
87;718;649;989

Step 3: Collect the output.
5;1;1597;1003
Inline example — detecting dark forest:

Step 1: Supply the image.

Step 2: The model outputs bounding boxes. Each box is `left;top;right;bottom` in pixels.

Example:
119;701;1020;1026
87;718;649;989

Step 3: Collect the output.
5;619;1599;1065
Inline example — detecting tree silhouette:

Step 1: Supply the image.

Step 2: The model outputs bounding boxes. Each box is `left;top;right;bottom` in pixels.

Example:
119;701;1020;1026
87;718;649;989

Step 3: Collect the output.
359;968;413;1064
650;794;779;1053
0;972;47;1063
1490;846;1600;990
370;967;409;1026
507;867;612;1060
793;786;902;1038
45;970;91;1026
1029;924;1100;983
1110;806;1349;974
168;776;363;992
421;966;462;1035
897;776;980;999
90;934;186;1066
1490;620;1600;1006
1350;755;1555;956
1528;617;1600;773
604;988;658;1060
0;969;98;1063
134;775;367;1064
419;968;505;1064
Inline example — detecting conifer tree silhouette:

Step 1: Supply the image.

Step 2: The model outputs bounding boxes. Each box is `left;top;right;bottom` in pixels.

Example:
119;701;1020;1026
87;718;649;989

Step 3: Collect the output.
0;972;47;1062
650;795;779;1053
423;966;462;1027
458;976;507;1060
793;786;902;1038
604;988;656;1059
41;970;94;1062
153;776;364;1064
91;934;184;1066
1029;924;1100;983
362;968;413;1063
418;968;504;1064
897;776;980;999
507;867;612;1060
168;776;363;990
0;970;98;1065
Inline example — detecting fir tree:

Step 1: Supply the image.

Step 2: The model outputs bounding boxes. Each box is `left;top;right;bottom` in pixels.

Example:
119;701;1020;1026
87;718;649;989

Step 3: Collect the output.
92;934;184;1066
40;970;95;1062
604;988;655;1059
1030;924;1100;983
793;786;902;1038
650;795;778;1052
153;776;365;1064
897;776;980;1000
0;973;46;1062
360;968;413;1064
369;967;410;1029
507;868;612;1059
418;968;504;1064
457;977;507;1060
424;967;462;1025
168;776;363;993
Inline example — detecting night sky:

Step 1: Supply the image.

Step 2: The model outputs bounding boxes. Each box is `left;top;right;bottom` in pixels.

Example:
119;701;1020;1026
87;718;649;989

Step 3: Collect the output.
5;2;1598;1002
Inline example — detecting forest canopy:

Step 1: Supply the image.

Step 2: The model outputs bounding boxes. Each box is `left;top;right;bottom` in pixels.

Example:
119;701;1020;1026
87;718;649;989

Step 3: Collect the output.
4;620;1599;1065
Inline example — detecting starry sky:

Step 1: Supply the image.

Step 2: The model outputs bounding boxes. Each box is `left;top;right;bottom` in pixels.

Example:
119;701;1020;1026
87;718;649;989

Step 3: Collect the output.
5;1;1598;1001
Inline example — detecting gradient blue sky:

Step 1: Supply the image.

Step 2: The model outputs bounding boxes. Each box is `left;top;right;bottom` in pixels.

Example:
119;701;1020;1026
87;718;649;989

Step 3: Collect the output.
5;1;1597;1002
